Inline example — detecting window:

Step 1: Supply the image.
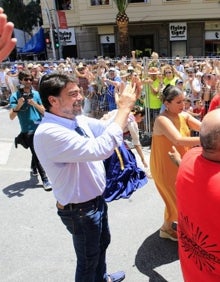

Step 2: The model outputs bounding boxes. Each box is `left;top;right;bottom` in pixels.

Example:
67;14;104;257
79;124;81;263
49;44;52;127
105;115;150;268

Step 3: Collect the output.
91;0;109;5
129;0;149;2
56;0;72;10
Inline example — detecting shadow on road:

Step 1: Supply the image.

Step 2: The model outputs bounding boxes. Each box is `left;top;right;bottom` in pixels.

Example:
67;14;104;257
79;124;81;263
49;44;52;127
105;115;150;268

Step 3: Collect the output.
2;175;42;198
135;230;179;281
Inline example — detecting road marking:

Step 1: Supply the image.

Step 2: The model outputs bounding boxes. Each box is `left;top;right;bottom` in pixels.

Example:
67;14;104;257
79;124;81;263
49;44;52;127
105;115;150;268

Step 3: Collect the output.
0;141;12;165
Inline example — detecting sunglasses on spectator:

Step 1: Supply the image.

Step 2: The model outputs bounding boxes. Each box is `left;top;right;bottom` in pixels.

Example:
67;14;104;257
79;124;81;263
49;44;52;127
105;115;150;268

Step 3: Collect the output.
165;71;172;74
24;78;33;82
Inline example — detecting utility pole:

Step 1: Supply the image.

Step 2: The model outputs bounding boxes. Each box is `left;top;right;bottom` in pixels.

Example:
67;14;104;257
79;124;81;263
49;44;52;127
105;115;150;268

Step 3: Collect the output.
42;0;56;60
52;0;62;59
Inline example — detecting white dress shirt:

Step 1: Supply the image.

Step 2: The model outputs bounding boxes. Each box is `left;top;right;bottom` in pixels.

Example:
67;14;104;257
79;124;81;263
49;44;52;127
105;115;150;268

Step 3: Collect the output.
34;112;123;205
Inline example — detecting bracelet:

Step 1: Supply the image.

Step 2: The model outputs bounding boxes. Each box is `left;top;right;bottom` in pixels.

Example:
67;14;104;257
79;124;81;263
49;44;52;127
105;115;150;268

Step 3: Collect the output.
13;109;19;113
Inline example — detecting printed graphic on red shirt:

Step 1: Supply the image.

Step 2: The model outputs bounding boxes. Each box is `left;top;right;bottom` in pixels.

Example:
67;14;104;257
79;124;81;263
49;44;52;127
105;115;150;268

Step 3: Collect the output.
179;213;220;273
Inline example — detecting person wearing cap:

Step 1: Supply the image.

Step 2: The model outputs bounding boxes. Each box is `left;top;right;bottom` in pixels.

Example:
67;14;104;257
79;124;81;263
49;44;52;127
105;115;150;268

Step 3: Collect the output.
175;78;186;96
173;56;184;75
5;65;19;94
103;67;121;111
143;67;162;132
42;63;52;75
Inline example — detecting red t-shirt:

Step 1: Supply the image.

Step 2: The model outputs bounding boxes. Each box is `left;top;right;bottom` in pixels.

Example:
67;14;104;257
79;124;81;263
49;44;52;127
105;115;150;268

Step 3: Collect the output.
176;147;220;282
193;107;205;121
208;94;220;112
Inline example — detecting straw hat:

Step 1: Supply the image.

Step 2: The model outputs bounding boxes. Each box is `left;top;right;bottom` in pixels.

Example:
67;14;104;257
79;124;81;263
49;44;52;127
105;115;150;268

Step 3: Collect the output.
77;62;85;70
120;70;130;78
148;67;159;75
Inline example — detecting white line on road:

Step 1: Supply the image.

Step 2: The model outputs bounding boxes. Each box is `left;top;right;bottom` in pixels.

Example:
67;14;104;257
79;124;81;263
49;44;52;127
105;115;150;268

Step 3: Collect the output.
0;141;13;165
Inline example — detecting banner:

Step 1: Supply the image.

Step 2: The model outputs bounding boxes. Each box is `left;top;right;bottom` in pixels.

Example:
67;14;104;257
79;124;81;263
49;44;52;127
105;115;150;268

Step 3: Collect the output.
21;27;45;53
57;11;68;29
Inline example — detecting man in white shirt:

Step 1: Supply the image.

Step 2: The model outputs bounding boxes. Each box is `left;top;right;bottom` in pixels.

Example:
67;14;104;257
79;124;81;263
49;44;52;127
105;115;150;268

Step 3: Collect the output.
34;73;138;282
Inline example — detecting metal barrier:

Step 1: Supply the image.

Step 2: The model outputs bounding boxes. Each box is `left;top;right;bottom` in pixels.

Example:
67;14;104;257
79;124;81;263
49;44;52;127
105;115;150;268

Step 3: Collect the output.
1;57;220;137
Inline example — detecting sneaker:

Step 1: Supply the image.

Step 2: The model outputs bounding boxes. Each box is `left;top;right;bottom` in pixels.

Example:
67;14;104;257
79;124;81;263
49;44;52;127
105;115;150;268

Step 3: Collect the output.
42;180;52;192
108;271;125;282
31;168;38;176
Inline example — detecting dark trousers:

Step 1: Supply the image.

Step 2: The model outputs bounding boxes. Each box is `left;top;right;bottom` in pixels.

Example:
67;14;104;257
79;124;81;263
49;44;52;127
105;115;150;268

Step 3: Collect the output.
24;133;48;182
57;196;111;282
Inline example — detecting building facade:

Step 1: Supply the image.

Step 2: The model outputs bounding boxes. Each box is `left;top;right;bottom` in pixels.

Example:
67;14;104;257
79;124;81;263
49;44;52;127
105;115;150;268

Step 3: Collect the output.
40;0;220;59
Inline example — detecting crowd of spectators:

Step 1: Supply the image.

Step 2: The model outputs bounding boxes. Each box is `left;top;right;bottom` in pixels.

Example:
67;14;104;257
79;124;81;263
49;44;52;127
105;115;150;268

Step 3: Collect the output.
1;52;220;129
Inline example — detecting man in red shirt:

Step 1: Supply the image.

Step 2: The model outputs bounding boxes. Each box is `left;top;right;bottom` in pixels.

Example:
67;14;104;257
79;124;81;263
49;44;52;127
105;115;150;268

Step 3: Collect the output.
176;109;220;282
208;80;220;112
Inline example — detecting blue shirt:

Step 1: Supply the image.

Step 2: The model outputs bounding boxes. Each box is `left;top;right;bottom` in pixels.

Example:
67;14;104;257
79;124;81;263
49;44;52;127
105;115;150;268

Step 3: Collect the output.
34;112;123;205
10;90;43;133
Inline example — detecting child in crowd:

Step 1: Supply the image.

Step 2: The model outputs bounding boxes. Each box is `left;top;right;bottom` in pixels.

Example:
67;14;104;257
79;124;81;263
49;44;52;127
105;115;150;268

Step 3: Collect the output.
183;98;193;113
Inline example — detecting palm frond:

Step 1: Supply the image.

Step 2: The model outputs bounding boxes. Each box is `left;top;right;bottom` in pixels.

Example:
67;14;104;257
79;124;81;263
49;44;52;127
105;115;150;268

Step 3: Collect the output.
113;0;128;13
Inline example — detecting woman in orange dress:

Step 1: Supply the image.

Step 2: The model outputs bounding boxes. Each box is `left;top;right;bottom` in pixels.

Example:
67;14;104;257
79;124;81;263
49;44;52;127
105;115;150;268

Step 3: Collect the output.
150;85;201;241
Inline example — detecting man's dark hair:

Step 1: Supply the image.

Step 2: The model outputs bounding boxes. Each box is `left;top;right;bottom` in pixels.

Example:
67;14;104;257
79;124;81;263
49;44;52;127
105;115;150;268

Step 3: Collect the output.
18;70;33;81
39;73;78;111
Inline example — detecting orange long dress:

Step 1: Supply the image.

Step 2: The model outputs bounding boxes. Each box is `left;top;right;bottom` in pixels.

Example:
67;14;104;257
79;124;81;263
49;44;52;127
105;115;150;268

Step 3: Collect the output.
150;114;190;223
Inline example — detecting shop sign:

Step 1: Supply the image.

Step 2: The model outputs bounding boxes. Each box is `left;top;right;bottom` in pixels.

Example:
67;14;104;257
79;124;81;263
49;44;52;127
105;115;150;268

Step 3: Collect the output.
205;31;220;40
54;28;76;45
100;35;115;44
169;22;187;41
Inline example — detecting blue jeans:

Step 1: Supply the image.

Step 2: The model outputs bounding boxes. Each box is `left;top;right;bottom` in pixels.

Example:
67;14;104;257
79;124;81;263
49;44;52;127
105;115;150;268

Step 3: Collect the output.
57;196;111;282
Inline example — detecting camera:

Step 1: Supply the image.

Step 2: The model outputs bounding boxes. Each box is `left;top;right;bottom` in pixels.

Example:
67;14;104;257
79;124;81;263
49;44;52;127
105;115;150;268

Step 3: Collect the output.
18;84;33;100
22;92;33;100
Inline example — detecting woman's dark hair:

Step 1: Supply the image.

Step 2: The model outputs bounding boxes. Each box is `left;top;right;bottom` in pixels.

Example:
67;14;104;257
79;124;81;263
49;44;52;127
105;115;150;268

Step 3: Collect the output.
162;84;182;103
39;73;78;111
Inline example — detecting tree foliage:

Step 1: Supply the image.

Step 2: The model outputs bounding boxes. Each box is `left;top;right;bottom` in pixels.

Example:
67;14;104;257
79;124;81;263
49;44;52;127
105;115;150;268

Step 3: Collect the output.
0;0;42;34
113;0;128;14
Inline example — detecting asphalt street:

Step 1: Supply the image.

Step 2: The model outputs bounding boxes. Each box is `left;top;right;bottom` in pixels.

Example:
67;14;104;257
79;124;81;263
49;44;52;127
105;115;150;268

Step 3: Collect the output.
0;106;184;282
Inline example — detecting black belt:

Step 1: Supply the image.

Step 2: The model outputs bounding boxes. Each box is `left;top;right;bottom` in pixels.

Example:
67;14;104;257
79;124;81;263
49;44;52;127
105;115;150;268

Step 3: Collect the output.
56;196;101;210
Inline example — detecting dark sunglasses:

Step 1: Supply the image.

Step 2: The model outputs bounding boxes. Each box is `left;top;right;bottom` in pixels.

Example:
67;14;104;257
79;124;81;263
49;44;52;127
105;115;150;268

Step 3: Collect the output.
24;78;33;82
165;71;172;74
